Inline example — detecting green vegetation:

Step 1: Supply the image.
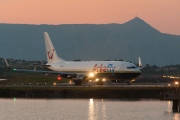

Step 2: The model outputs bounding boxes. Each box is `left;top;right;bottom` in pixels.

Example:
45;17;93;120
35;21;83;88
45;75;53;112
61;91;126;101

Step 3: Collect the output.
141;64;180;76
0;71;69;85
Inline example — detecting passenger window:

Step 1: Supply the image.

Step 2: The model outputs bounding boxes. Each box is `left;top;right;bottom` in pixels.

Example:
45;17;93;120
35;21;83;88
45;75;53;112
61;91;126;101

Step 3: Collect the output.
127;66;137;69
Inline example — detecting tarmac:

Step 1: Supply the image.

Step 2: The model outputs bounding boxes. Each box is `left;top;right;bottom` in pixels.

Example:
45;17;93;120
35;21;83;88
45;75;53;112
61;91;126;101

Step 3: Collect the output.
0;82;173;88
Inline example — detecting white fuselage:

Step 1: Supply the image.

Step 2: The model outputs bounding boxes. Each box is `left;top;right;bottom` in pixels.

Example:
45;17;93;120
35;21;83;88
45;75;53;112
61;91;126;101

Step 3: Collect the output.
48;61;141;80
49;61;139;73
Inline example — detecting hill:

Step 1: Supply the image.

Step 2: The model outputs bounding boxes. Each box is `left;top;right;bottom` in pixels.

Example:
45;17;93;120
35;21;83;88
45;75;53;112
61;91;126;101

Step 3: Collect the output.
0;17;180;66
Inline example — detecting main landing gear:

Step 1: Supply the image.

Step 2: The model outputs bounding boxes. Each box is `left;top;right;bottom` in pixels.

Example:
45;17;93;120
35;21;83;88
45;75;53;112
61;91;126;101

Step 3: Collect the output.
127;79;135;85
96;80;104;85
73;78;82;86
73;76;88;86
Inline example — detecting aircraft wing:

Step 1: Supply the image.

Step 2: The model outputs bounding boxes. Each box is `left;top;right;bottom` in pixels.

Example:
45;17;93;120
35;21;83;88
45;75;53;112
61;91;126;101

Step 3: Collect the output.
12;68;76;77
4;58;76;77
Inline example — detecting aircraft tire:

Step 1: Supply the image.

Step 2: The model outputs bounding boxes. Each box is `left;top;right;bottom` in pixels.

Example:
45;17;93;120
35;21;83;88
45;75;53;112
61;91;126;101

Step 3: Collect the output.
73;79;82;86
96;81;103;85
127;82;131;85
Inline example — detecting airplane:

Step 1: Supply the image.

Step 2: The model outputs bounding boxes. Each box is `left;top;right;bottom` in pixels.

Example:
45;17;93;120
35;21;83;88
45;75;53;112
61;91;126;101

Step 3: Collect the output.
5;32;142;85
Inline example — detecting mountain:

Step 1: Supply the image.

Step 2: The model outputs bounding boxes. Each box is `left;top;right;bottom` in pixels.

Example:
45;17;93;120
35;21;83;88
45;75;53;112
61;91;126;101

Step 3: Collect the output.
0;17;180;66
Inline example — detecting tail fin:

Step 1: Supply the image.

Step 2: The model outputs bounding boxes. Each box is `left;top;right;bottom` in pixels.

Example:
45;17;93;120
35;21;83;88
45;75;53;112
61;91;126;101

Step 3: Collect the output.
44;32;65;63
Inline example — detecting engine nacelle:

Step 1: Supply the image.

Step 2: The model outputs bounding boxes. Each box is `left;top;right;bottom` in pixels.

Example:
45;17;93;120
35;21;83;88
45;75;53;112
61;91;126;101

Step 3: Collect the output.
82;76;88;82
76;75;89;82
73;78;82;85
73;75;89;85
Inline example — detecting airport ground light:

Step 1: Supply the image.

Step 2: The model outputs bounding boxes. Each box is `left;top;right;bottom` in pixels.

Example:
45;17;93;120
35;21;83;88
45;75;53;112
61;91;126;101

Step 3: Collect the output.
175;81;179;94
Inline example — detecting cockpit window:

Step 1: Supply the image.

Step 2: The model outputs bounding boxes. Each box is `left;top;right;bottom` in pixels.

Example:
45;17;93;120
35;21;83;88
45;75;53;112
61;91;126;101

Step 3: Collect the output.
127;66;137;69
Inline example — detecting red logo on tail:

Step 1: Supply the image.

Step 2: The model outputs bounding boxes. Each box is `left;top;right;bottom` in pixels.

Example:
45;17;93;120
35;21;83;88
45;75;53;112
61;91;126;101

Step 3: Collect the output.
47;49;54;59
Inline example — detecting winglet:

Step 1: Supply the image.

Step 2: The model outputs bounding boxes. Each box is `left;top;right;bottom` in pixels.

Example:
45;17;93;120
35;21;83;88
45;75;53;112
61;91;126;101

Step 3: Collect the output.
4;58;11;69
138;57;142;68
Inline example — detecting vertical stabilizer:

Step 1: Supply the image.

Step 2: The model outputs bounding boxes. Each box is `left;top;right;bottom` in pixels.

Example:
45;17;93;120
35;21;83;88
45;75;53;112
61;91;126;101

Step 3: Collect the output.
44;32;65;63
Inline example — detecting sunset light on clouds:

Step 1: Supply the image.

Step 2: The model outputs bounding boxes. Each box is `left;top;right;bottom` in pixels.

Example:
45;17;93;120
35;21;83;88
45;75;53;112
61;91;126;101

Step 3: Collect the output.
0;0;180;35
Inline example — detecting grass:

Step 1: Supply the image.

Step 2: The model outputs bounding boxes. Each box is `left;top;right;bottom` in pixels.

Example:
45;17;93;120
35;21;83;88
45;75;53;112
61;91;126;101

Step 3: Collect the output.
0;72;70;85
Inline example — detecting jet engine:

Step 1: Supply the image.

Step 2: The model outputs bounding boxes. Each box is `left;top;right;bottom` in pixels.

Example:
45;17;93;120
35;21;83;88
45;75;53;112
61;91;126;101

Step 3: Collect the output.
73;75;89;85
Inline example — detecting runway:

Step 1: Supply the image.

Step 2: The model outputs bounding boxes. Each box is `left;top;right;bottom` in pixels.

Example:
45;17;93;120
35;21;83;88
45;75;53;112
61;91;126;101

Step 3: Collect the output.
0;82;172;99
53;82;170;88
0;81;174;88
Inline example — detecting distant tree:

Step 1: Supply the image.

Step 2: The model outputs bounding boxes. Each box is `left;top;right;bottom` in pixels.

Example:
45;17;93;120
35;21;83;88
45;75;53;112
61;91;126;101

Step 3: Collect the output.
73;59;81;61
152;65;158;69
118;59;123;61
145;64;150;68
